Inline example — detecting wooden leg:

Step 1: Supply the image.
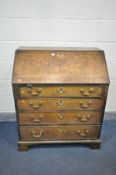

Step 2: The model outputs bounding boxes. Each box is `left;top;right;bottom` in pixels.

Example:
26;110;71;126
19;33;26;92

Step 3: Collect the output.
18;143;29;151
89;142;101;149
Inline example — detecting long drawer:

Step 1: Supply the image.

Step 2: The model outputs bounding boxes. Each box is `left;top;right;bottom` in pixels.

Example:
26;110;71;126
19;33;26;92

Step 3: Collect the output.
18;111;102;125
17;98;104;111
18;85;103;98
19;125;100;141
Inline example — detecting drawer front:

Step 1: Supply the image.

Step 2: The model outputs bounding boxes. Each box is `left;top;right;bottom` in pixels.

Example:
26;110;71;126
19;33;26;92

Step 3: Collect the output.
19;125;100;141
18;86;103;97
17;98;104;111
18;111;102;125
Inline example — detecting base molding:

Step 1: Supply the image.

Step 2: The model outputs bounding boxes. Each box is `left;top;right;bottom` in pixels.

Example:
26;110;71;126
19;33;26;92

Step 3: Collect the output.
18;140;101;151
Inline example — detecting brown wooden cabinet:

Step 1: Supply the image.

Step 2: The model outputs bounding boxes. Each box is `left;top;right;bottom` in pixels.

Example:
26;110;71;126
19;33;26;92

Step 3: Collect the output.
12;47;109;151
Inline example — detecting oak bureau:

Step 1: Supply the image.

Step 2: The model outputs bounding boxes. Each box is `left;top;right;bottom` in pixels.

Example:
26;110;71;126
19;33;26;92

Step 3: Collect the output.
12;47;110;151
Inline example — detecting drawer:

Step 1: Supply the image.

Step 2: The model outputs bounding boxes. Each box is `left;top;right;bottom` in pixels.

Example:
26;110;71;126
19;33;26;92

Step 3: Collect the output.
19;125;100;141
17;98;104;111
18;111;102;125
18;85;103;97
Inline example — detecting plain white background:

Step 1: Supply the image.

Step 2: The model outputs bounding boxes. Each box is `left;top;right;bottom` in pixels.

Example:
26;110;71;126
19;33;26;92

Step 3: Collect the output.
0;0;116;112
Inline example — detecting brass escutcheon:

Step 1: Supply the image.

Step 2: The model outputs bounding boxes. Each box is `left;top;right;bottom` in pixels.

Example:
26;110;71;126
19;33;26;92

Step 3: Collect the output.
58;87;64;94
57;128;64;134
58;113;64;119
58;99;64;106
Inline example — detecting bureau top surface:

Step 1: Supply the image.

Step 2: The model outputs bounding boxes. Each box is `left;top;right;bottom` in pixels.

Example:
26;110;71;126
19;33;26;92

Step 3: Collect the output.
12;47;110;84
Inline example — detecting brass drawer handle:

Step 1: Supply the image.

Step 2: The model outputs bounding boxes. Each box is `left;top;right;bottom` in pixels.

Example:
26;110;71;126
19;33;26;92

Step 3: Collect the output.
28;88;42;96
79;100;92;108
20;90;25;95
31;115;43;122
80;88;94;96
31;91;38;96
51;52;56;57
38;88;43;93
31;129;44;138
29;101;43;109
58;87;64;94
76;129;89;137
58;99;64;106
77;114;91;122
57;52;64;58
57;113;64;119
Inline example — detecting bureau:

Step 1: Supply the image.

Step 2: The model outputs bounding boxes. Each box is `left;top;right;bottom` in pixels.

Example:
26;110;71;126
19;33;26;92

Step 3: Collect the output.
12;47;110;151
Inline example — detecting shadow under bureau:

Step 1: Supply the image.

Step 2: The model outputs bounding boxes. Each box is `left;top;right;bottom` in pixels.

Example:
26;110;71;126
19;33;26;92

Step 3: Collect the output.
12;47;110;151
